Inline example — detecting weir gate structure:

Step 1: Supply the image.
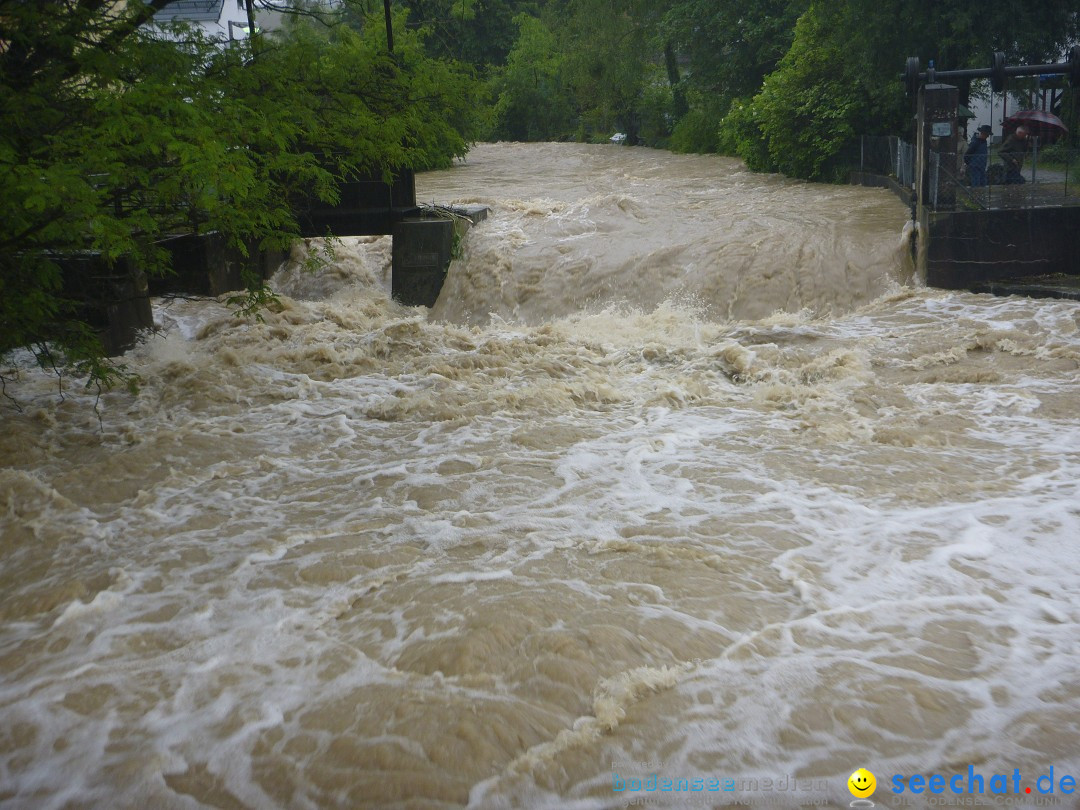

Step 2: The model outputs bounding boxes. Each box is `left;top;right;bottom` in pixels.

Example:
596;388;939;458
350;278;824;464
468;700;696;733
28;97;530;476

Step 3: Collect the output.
858;49;1080;300
65;169;488;355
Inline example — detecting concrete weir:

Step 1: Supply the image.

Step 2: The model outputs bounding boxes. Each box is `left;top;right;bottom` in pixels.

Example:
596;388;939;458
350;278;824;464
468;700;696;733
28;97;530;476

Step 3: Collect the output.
910;83;1080;299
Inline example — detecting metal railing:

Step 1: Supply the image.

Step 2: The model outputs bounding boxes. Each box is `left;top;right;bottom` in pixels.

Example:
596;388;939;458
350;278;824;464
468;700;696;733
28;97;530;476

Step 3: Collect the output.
858;135;916;189
859;134;1080;210
929;143;1080;210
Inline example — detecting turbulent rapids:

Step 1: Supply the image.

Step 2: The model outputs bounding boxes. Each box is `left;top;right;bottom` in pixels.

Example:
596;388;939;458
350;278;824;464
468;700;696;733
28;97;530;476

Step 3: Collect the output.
3;143;1080;809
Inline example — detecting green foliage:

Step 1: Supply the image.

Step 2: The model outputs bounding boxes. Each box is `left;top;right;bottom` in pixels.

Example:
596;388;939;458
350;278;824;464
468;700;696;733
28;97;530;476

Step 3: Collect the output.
746;3;860;180
557;0;661;144
717;98;774;172
636;65;676;147
489;14;574;140
661;0;806;103
401;0;534;67
669;91;728;153
0;1;484;390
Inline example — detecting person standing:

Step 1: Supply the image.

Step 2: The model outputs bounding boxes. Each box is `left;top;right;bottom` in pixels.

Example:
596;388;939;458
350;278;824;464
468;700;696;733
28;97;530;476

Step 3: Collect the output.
964;124;992;187
999;125;1030;184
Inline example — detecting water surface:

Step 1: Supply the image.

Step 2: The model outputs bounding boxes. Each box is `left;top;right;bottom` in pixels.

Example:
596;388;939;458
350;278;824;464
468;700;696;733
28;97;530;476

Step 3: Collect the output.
3;143;1079;809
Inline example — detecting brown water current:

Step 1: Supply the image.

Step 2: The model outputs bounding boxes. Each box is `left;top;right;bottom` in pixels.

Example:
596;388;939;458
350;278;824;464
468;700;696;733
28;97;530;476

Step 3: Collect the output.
3;143;1080;809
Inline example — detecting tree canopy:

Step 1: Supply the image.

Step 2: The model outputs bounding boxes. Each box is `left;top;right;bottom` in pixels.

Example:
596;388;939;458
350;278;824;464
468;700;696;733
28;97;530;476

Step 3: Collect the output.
1;0;483;389
479;0;1080;175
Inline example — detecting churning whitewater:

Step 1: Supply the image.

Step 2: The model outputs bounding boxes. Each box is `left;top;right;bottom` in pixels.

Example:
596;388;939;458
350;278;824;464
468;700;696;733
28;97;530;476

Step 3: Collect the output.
2;143;1080;809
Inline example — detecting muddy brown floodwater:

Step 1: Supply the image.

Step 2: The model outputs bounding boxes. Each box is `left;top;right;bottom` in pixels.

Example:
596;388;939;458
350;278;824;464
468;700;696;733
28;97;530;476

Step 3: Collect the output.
3;143;1080;809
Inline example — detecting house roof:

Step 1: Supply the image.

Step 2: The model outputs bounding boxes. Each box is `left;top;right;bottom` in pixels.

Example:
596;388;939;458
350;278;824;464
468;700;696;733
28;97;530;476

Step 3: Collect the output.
153;0;226;23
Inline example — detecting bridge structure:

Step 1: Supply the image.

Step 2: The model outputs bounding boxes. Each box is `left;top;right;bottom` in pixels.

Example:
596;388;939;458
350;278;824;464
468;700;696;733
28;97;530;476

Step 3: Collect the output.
290;168;488;308
63;168;486;355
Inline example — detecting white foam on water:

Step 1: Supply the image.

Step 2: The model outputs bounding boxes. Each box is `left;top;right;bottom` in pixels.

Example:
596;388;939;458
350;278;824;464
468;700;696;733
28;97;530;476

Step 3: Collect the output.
4;144;1080;809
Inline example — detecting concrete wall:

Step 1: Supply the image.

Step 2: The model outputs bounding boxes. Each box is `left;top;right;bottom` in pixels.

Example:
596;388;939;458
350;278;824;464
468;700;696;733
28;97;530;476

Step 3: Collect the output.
60;254;154;356
150;233;286;297
923;206;1080;289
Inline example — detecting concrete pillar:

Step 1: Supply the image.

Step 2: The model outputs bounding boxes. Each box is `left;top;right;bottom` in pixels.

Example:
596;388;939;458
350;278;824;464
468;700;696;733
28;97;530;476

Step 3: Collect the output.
390;207;491;307
914;83;959;283
61;254;153;356
916;83;959;212
391;218;455;307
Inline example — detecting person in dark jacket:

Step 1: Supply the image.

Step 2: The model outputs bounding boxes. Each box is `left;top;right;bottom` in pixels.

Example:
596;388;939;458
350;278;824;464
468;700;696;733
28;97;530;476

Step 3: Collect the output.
964;124;992;186
999;126;1030;184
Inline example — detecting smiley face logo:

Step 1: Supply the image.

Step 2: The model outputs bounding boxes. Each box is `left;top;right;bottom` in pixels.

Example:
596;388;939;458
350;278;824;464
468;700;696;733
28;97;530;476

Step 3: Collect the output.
848;768;876;798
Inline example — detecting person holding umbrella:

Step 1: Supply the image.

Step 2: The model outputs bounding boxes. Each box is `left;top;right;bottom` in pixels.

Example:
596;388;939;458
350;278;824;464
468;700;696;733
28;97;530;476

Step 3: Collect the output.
999;125;1030;184
1003;109;1069;145
965;124;993;186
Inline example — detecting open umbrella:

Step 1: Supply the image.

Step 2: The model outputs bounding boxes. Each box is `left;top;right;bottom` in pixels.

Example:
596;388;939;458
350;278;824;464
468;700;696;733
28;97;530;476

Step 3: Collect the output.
1003;109;1069;143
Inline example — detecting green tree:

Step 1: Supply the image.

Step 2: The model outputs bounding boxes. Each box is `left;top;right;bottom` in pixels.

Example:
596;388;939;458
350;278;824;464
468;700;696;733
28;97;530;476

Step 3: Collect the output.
661;0;806;153
0;1;483;390
489;14;574;139
738;3;863;179
398;0;537;66
556;0;676;144
718;0;1080;180
662;0;805;101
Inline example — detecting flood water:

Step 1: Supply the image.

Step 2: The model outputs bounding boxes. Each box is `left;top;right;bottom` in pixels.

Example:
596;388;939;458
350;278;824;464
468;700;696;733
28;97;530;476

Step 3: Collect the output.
3;143;1080;809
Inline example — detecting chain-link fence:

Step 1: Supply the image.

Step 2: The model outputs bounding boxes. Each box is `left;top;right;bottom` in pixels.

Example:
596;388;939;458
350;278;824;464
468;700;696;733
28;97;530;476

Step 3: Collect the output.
932;141;1080;210
858;135;916;189
858;134;1080;210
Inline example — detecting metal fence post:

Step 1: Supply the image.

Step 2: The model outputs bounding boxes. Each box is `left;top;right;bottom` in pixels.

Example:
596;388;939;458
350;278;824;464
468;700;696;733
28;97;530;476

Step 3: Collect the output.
1066;149;1071;198
930;152;939;209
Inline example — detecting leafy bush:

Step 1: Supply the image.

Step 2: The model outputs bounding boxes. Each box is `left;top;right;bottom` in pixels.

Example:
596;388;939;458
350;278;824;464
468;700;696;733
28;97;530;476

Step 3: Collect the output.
489;14;575;140
718;98;775;172
670;92;726;154
748;3;858;180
